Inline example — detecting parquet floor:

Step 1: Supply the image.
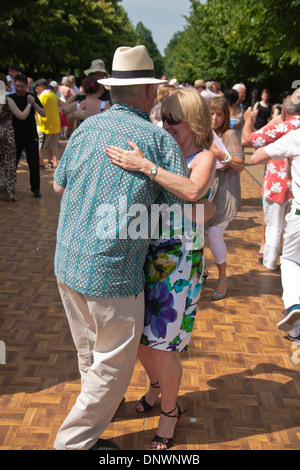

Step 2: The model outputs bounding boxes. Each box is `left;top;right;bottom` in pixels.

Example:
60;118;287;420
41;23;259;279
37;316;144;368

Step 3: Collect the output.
0;143;299;451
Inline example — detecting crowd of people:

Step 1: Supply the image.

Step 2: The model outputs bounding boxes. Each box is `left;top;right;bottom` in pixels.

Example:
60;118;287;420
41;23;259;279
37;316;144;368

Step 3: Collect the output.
0;46;299;451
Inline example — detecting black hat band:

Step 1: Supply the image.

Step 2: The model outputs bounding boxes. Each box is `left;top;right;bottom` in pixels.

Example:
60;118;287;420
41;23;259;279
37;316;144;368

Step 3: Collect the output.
112;69;154;79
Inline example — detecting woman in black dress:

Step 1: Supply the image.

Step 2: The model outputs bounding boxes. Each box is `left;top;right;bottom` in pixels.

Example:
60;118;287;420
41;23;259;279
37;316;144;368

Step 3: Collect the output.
253;88;272;130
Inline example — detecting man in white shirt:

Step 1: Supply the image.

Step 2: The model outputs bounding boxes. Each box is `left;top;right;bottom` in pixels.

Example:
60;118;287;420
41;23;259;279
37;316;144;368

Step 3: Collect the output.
194;79;218;101
251;122;300;339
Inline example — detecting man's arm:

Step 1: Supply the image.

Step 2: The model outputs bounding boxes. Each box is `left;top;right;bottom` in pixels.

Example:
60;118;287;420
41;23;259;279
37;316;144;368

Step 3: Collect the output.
241;107;258;147
28;94;46;117
53;181;65;196
250;147;270;165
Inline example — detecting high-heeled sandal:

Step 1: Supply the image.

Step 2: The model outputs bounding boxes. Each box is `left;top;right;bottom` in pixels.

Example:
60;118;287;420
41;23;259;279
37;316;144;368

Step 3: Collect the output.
152;403;187;450
136;381;160;413
203;267;209;283
9;194;17;203
212;279;230;301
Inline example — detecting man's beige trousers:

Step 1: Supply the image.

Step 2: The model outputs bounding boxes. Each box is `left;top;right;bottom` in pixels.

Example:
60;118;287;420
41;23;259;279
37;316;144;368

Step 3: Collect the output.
54;279;144;450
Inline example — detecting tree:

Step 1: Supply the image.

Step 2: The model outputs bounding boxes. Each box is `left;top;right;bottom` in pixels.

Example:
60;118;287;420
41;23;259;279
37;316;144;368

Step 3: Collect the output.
164;0;300;97
0;0;136;78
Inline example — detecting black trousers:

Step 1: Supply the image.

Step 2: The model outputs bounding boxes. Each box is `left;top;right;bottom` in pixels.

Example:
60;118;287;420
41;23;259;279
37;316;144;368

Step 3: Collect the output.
15;135;40;193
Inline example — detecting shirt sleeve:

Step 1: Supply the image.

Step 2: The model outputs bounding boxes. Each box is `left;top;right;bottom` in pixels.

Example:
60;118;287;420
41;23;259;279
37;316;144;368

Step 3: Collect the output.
264;131;293;160
54;140;72;188
223;129;244;159
250;119;293;148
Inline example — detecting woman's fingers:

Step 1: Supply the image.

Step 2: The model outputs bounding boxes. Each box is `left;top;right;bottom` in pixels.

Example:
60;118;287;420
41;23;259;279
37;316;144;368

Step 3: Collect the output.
127;140;138;151
106;147;124;160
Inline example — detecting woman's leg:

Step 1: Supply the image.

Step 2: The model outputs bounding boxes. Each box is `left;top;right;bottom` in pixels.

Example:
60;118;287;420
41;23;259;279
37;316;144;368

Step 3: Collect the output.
138;344;182;449
136;344;161;411
208;223;230;298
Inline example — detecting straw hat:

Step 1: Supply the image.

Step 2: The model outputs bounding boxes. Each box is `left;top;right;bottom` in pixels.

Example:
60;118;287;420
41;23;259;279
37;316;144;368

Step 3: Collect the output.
98;46;167;86
194;79;206;88
84;59;109;77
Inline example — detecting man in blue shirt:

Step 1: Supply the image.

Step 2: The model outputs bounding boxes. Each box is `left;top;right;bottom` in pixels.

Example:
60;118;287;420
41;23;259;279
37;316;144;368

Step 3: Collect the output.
53;46;190;450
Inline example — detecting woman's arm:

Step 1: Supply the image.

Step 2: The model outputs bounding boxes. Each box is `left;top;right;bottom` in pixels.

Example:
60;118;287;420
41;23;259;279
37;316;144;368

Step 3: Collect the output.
6;96;32;120
219;129;245;172
62;91;85;109
106;140;216;202
62;101;77;116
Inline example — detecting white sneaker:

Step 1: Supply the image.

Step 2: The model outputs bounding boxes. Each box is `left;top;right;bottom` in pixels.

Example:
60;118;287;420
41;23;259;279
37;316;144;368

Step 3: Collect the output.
277;304;300;331
288;320;300;341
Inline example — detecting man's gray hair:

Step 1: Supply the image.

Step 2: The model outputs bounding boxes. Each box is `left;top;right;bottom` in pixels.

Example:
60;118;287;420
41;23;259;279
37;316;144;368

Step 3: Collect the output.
233;83;246;92
284;88;300;115
110;84;150;104
61;76;71;86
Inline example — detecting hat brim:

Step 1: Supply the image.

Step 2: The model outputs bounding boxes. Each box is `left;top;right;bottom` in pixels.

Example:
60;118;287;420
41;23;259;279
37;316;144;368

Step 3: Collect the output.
84;69;109;77
98;77;168;86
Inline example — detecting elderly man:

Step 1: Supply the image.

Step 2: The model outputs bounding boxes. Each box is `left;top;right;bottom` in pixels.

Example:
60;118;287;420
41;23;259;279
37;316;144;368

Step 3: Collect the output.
233;83;247;107
53;45;191;451
251;89;300;341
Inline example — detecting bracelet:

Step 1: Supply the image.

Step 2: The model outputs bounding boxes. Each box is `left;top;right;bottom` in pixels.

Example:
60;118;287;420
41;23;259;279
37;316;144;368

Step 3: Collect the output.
27;104;32;108
223;154;232;163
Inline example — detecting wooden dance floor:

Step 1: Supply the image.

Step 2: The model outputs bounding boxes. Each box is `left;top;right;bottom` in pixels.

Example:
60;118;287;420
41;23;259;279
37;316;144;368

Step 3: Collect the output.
0;143;299;451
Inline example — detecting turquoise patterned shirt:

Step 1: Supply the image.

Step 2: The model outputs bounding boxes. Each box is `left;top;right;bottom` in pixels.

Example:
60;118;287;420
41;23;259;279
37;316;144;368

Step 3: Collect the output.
54;103;189;298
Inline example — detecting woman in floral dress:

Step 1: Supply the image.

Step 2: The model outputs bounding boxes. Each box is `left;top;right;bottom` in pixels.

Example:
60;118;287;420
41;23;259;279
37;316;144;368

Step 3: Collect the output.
0;74;32;201
106;89;216;449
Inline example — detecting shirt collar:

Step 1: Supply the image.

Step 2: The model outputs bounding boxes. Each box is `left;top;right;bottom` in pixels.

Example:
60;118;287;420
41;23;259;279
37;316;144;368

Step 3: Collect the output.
111;102;150;122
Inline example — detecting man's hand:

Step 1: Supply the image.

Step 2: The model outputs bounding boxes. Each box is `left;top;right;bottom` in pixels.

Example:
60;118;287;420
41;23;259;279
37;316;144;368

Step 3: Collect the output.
27;94;35;105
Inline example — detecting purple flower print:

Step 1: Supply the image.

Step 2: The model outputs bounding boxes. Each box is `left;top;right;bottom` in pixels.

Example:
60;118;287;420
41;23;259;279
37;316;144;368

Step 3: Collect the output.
145;283;177;339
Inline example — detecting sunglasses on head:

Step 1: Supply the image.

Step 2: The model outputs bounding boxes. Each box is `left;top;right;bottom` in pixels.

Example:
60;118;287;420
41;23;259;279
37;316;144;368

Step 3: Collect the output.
162;113;181;126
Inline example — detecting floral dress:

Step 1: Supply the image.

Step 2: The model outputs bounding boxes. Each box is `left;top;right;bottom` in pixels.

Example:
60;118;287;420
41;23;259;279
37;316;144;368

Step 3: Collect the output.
0;102;17;197
141;153;208;352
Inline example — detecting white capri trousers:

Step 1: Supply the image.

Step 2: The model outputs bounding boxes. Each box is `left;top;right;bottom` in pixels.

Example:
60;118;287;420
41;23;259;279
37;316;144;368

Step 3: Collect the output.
207;219;232;265
54;279;144;450
280;210;300;309
263;198;291;270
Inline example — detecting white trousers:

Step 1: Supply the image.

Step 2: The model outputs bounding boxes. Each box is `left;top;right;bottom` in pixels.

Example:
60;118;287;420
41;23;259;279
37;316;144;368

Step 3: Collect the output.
54;279;144;450
263;198;291;270
207;219;231;265
280;210;300;309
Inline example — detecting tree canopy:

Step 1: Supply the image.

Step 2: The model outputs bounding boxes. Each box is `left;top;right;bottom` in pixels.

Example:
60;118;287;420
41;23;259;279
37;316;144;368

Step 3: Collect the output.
2;0;299;99
0;0;136;79
134;22;164;79
164;0;300;99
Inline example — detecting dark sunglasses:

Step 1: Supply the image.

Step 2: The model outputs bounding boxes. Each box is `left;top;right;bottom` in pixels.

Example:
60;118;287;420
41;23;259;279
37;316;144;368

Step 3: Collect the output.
162;113;181;126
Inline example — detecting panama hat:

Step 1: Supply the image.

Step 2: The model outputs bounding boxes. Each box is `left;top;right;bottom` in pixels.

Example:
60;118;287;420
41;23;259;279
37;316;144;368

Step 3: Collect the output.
98;46;168;86
84;59;109;77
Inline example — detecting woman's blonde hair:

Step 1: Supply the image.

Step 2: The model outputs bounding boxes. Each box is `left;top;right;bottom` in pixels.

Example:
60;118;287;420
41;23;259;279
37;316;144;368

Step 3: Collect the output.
157;84;176;102
161;88;213;150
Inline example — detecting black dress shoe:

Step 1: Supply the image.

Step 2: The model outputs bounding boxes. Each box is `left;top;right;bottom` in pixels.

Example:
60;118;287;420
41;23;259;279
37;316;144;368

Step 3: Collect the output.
88;438;120;450
33;191;42;198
